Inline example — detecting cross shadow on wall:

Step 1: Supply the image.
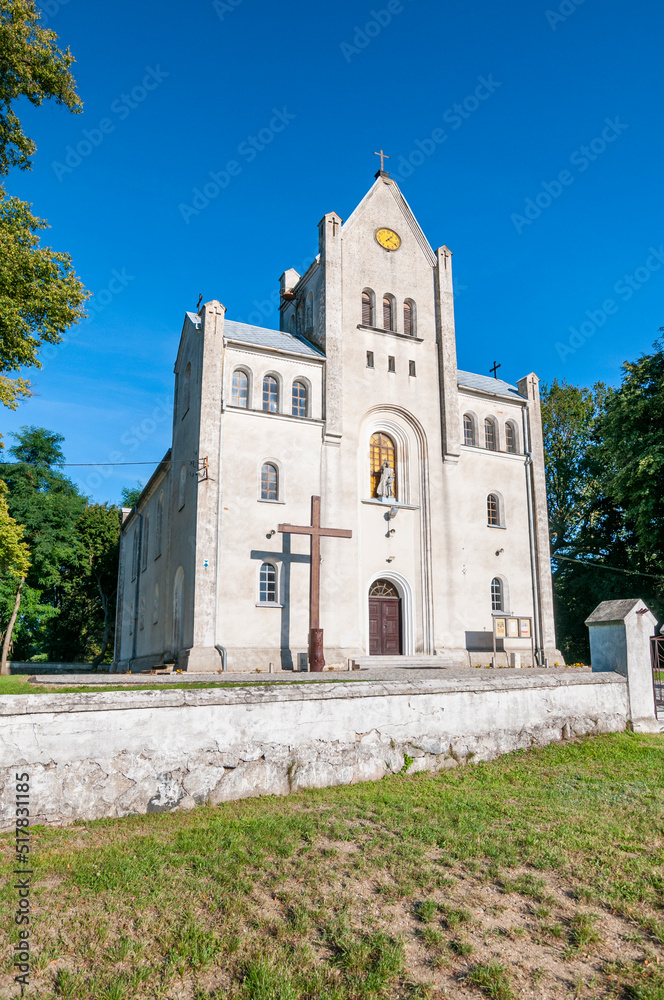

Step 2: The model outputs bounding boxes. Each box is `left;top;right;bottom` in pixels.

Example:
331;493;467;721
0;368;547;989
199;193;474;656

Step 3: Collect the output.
251;533;310;670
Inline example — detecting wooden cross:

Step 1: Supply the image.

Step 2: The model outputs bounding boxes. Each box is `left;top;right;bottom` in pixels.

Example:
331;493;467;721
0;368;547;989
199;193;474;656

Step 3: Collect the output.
374;149;390;172
490;360;502;379
278;496;352;672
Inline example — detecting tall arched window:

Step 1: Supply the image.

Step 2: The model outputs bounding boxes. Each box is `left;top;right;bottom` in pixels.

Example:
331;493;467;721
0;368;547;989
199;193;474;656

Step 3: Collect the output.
382;295;394;331
153;583;159;625
232;369;249;408
141;511;150;569
463;414;476;447
178;464;187;510
182;362;191;416
259;562;277;604
487;493;499;526
505;421;518;454
491;577;503;612
262;375;279;412
362;289;375;326
173;566;185;650
155;491;163;557
292;381;307;417
369;432;397;499
139;595;145;631
484;417;497;451
261;463;278;501
403;299;415;337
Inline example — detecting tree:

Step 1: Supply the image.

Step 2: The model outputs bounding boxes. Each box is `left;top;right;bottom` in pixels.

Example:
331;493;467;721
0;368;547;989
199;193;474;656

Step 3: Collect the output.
0;0;82;174
0;0;88;408
121;482;144;507
541;344;664;663
0;478;30;673
51;503;120;667
598;337;664;579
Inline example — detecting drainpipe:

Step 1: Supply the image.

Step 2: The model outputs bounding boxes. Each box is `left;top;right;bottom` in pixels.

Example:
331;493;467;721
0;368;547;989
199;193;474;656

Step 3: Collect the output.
215;644;227;672
521;404;544;665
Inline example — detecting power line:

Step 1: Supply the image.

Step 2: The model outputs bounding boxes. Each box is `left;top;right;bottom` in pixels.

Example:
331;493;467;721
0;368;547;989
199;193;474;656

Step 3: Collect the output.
554;553;664;580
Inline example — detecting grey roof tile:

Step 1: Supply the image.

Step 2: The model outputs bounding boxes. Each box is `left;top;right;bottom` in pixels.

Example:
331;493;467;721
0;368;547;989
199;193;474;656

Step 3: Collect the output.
457;369;525;400
224;319;324;359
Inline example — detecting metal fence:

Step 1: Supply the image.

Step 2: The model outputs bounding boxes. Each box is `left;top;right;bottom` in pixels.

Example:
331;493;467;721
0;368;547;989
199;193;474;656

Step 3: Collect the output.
651;636;664;716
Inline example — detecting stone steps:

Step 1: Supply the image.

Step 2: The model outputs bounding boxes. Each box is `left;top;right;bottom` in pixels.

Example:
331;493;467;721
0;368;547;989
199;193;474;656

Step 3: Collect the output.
351;655;462;670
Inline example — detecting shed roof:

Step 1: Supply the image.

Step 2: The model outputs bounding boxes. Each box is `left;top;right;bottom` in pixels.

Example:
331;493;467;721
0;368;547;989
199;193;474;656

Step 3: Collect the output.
224;319;324;359
585;599;648;624
457;370;525;400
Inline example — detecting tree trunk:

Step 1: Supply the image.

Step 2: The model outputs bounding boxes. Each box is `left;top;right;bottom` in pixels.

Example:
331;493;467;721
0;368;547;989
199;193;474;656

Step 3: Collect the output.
1;577;24;676
91;584;114;669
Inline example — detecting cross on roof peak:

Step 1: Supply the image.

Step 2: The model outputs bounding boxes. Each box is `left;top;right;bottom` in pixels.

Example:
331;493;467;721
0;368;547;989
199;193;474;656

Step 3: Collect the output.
374;149;390;176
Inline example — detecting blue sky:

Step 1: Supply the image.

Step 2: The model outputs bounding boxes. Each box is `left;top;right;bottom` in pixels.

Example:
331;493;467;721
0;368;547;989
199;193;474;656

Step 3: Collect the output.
3;0;663;502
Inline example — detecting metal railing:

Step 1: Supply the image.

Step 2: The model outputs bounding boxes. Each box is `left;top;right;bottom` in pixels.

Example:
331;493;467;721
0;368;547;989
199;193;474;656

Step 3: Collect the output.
651;635;664;716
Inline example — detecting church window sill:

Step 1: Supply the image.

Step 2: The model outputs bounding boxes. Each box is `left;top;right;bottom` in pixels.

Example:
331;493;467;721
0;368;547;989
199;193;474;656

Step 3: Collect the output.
258;498;285;504
487;523;507;530
361;498;419;511
357;324;424;343
256;602;284;608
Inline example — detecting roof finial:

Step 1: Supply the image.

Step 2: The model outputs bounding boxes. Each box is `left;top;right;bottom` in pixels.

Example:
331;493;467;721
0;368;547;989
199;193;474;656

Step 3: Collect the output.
374;149;390;178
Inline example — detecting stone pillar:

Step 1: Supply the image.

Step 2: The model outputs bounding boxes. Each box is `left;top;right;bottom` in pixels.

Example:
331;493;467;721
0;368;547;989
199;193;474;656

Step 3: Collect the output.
434;245;460;462
517;373;561;664
318;212;343;443
190;300;226;672
586;599;662;733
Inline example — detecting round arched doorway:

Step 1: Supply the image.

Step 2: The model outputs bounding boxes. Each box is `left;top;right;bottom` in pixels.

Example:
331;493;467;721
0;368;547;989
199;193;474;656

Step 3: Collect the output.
369;579;402;655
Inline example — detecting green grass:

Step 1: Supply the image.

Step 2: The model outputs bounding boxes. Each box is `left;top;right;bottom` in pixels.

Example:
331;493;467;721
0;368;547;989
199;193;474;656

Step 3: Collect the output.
0;675;374;695
1;733;663;998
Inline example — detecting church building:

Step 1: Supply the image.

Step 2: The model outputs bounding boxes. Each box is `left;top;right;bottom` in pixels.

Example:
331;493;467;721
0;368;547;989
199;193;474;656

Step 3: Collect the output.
113;170;562;672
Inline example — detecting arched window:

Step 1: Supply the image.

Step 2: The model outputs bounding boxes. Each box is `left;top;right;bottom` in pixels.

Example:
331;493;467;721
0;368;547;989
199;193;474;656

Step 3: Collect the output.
289;313;296;335
362;289;375;326
491;577;504;612
369;432;397;499
487;493;500;526
153;583;159;625
232;369;249;408
505;421;518;454
178;464;187;510
156;491;163;557
259;562;277;604
182;361;191;416
463;414;476;447
292;381;307;417
262;375;279;412
261;463;278;501
141;511;150;569
369;579;399;598
403;299;415;337
139;595;145;631
382;294;394;331
131;528;139;581
484;417;497;451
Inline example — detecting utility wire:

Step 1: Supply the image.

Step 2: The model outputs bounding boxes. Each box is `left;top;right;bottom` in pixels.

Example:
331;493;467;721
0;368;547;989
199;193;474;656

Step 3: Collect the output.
554;553;664;580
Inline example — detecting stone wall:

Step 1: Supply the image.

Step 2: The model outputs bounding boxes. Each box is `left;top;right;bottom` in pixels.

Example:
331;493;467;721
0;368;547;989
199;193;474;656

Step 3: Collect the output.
0;672;628;830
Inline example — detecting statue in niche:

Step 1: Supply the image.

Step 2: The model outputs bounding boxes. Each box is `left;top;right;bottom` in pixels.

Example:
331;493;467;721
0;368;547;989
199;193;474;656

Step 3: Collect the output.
376;461;395;499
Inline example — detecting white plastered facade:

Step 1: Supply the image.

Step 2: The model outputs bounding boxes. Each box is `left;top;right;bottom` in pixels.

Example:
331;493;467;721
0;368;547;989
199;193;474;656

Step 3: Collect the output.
113;174;562;673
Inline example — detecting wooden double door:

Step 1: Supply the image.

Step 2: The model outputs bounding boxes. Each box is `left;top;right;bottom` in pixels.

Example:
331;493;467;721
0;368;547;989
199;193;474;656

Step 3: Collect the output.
369;596;402;656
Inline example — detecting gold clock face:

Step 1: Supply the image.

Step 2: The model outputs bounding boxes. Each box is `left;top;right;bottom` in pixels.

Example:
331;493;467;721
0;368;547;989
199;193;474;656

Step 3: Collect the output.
375;227;401;251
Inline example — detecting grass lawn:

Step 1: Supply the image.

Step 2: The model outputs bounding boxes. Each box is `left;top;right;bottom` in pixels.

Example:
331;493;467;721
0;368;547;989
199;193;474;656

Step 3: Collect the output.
1;733;663;999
